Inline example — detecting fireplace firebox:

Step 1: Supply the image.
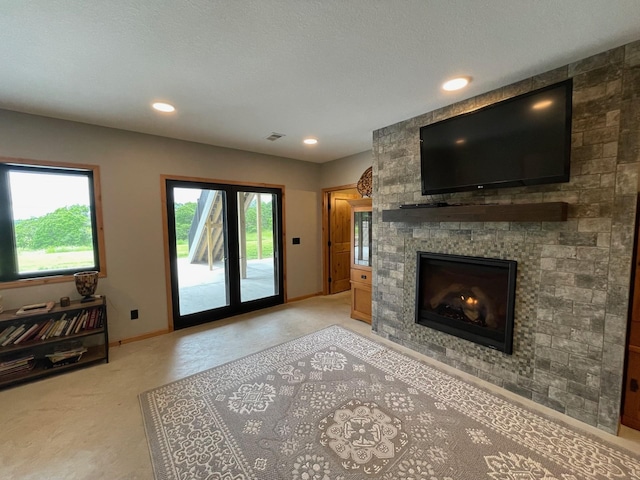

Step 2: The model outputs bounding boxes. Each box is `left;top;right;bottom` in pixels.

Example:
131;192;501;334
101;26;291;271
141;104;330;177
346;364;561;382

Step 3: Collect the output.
415;252;517;354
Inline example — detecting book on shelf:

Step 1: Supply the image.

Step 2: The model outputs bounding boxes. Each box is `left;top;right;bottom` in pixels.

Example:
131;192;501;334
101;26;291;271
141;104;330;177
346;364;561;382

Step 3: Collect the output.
94;308;104;328
40;319;58;340
25;323;46;343
42;317;64;340
0;354;35;376
35;319;54;340
63;315;78;336
75;311;88;333
0;356;34;368
54;320;68;337
46;346;87;362
1;325;26;347
15;301;55;316
0;326;17;345
13;323;40;344
44;344;87;368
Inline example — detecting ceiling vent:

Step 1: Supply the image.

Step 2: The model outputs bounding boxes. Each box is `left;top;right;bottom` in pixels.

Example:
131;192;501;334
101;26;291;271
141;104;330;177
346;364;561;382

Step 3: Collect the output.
265;132;286;142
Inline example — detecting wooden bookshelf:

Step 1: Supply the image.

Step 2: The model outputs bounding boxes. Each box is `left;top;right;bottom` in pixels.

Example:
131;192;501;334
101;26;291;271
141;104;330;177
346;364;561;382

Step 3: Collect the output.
0;297;108;389
381;202;568;223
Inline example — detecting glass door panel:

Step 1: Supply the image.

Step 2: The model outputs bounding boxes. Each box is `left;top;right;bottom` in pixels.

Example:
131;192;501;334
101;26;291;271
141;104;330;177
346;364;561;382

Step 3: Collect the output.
166;180;284;330
172;187;229;316
238;191;278;302
353;210;372;267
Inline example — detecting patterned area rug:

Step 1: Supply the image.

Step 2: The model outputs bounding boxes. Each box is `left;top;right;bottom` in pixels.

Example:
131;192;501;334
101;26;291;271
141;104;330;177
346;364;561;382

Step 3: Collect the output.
139;325;640;479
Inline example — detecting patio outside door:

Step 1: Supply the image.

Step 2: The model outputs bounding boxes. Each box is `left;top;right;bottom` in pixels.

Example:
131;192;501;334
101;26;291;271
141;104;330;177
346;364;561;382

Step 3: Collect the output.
165;180;284;329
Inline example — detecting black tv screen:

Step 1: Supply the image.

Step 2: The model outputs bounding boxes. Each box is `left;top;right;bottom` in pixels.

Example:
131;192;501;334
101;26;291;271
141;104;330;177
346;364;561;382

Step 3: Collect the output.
420;79;572;196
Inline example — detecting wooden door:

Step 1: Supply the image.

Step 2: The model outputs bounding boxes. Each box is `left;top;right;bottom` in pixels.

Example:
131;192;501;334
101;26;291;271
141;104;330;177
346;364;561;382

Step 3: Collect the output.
623;260;640;429
329;192;360;293
623;198;640;430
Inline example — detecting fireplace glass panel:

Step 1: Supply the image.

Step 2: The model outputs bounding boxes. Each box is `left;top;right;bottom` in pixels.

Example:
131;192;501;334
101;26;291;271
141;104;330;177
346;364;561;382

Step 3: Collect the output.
415;252;516;354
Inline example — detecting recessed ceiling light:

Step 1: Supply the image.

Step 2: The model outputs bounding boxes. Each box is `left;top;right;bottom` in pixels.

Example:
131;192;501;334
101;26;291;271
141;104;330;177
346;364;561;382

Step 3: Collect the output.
152;102;176;113
303;138;318;145
442;77;471;91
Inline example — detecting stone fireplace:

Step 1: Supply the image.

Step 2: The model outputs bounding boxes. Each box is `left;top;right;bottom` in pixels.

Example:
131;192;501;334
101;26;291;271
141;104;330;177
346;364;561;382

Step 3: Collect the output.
415;252;517;354
371;41;640;434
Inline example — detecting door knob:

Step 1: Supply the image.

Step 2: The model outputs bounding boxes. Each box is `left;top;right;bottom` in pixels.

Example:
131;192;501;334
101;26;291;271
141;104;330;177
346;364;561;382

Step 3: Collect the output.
631;378;639;392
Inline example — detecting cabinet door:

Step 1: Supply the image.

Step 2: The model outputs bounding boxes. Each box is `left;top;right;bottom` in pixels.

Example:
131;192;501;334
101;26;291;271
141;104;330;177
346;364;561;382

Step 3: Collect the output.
353;209;372;268
623;349;640;430
351;280;372;324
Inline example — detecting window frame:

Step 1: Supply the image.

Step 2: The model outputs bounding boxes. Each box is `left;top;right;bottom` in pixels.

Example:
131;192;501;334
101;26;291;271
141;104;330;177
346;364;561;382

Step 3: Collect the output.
0;157;107;288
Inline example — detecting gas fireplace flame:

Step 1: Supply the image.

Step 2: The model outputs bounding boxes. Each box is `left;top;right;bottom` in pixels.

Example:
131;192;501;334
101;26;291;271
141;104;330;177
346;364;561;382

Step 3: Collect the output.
429;283;499;328
460;295;478;306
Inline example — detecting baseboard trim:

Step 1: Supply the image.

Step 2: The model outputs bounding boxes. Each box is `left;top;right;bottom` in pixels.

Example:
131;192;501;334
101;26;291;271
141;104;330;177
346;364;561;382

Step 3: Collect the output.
110;293;326;346
110;329;169;347
286;292;323;303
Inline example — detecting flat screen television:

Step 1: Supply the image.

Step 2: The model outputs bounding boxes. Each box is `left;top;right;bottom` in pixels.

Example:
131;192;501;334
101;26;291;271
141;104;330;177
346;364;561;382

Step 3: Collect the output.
420;79;572;196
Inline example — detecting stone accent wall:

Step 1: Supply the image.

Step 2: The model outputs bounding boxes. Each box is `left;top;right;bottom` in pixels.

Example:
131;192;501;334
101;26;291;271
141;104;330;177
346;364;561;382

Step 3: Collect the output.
372;41;640;434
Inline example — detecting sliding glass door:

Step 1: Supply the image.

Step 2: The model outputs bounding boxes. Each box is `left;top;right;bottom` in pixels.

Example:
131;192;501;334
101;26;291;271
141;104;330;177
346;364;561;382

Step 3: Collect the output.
166;180;284;329
237;191;278;302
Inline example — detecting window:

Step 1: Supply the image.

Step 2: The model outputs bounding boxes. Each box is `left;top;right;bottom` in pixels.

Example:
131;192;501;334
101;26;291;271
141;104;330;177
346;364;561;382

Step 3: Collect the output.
0;159;106;286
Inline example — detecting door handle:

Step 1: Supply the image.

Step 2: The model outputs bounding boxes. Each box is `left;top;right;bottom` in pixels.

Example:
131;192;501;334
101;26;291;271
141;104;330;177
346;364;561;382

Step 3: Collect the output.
631;378;639;392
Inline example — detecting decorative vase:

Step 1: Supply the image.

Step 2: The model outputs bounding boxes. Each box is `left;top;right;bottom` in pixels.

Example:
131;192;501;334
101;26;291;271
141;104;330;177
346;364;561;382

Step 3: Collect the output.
74;271;99;303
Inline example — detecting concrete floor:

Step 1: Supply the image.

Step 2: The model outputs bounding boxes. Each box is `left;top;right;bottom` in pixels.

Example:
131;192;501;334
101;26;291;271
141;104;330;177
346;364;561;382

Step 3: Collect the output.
177;258;276;315
0;292;638;479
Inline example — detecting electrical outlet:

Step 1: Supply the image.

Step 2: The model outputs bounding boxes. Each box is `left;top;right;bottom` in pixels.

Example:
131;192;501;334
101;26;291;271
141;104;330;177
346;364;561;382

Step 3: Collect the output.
130;309;139;320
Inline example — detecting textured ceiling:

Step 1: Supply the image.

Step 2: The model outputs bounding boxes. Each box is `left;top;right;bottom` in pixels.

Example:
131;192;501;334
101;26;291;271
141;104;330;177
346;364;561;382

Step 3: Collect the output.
1;1;639;163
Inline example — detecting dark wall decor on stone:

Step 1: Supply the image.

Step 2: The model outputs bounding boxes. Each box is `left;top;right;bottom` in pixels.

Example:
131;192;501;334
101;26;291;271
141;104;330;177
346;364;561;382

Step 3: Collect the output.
372;41;640;434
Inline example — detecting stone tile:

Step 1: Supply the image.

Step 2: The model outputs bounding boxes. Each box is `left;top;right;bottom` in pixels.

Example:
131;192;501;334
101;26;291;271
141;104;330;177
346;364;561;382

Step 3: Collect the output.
531;392;566;413
549;386;585;409
558;232;598;246
615;163;639;195
503;381;533;398
566;406;599;428
574;273;607;290
577;158;616;175
604;314;628;345
534;369;569;391
536;345;570;364
541;245;577;259
556;258;594;274
535;357;551;371
541;270;575;286
583;126;619;145
567;380;600;403
598;396;623;433
555;285;594;303
569;329;604;348
600;370;623;399
571;143;603;162
605;284;630;317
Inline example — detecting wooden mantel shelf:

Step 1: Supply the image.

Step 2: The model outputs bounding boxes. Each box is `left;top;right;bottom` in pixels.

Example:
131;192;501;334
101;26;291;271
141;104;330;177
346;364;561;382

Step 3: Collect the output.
382;202;568;223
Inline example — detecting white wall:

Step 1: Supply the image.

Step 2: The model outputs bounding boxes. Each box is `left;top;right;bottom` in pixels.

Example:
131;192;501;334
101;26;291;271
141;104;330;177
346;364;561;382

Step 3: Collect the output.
0;109;322;341
320;150;372;189
284;189;322;299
